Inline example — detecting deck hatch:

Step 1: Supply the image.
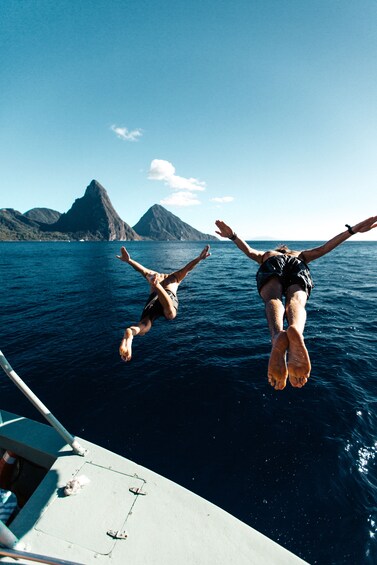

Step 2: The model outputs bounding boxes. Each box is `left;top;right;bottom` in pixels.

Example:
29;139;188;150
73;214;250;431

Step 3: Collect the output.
35;462;145;554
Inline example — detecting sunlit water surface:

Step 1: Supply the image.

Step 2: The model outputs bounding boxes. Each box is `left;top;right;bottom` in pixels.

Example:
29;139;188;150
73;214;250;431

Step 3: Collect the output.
1;240;376;564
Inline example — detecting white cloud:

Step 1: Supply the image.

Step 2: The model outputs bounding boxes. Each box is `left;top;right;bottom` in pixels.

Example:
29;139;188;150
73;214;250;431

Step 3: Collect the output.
148;159;206;192
111;125;143;141
210;196;234;203
160;191;201;207
148;159;175;180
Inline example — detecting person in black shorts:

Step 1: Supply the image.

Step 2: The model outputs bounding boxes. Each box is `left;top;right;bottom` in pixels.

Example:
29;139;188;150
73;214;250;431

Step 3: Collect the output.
117;245;211;362
215;216;377;391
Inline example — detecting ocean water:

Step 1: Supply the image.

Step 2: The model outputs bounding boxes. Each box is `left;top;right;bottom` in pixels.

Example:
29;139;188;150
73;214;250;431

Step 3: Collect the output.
1;240;376;564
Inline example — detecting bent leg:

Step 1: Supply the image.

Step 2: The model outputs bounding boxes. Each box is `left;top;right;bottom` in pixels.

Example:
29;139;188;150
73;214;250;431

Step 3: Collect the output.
285;285;311;387
260;279;288;390
119;318;152;362
150;275;177;320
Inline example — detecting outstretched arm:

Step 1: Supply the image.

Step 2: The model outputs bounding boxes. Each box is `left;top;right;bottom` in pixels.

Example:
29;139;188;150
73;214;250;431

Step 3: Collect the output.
172;245;211;283
300;216;377;264
215;220;264;264
116;247;155;278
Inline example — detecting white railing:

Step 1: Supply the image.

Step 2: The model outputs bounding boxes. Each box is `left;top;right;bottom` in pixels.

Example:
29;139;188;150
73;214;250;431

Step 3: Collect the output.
0;351;87;457
0;544;85;565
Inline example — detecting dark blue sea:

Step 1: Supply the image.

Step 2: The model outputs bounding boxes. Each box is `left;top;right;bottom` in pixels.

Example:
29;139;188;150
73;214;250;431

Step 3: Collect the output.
1;240;376;564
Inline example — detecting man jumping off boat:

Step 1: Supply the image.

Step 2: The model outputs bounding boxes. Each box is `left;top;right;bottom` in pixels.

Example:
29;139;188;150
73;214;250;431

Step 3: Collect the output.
215;216;377;391
117;245;211;362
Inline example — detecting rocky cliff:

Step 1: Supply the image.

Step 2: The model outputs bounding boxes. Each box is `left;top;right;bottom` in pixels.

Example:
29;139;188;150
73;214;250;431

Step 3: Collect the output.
48;180;140;241
0;181;217;241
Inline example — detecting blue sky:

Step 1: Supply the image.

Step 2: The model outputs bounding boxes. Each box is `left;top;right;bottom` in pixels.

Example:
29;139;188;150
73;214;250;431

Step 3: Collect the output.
1;0;376;240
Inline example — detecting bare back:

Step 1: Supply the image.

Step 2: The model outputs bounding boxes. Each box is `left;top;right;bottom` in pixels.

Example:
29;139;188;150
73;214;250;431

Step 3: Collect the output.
261;250;304;264
148;273;179;295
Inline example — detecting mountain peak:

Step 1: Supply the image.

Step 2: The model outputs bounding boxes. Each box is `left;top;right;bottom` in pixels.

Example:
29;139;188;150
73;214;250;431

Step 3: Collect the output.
85;179;107;198
50;180;140;241
0;181;217;242
133;204;217;241
24;207;61;224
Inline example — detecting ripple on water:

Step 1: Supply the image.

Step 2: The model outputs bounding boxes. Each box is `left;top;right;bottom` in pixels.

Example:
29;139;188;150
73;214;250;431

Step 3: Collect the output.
1;240;377;564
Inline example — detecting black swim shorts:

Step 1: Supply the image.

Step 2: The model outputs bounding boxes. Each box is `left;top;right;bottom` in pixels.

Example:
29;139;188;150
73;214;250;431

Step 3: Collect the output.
256;255;313;297
140;290;179;321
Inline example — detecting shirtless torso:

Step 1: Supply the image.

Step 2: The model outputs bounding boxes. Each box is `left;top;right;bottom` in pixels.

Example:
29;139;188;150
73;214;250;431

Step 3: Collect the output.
147;273;179;296
215;215;377;391
260;250;302;263
117;245;211;362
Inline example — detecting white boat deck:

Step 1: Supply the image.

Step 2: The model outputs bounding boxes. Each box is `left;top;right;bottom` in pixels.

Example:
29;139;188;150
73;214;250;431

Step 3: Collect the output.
0;411;308;564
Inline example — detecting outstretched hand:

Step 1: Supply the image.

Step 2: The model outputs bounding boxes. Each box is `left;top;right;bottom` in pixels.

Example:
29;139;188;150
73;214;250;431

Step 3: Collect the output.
199;244;211;260
116;246;130;262
215;220;234;239
351;216;377;234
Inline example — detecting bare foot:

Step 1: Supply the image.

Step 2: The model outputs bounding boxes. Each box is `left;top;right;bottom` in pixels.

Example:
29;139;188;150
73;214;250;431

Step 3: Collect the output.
287;326;311;387
119;329;133;362
268;331;289;390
